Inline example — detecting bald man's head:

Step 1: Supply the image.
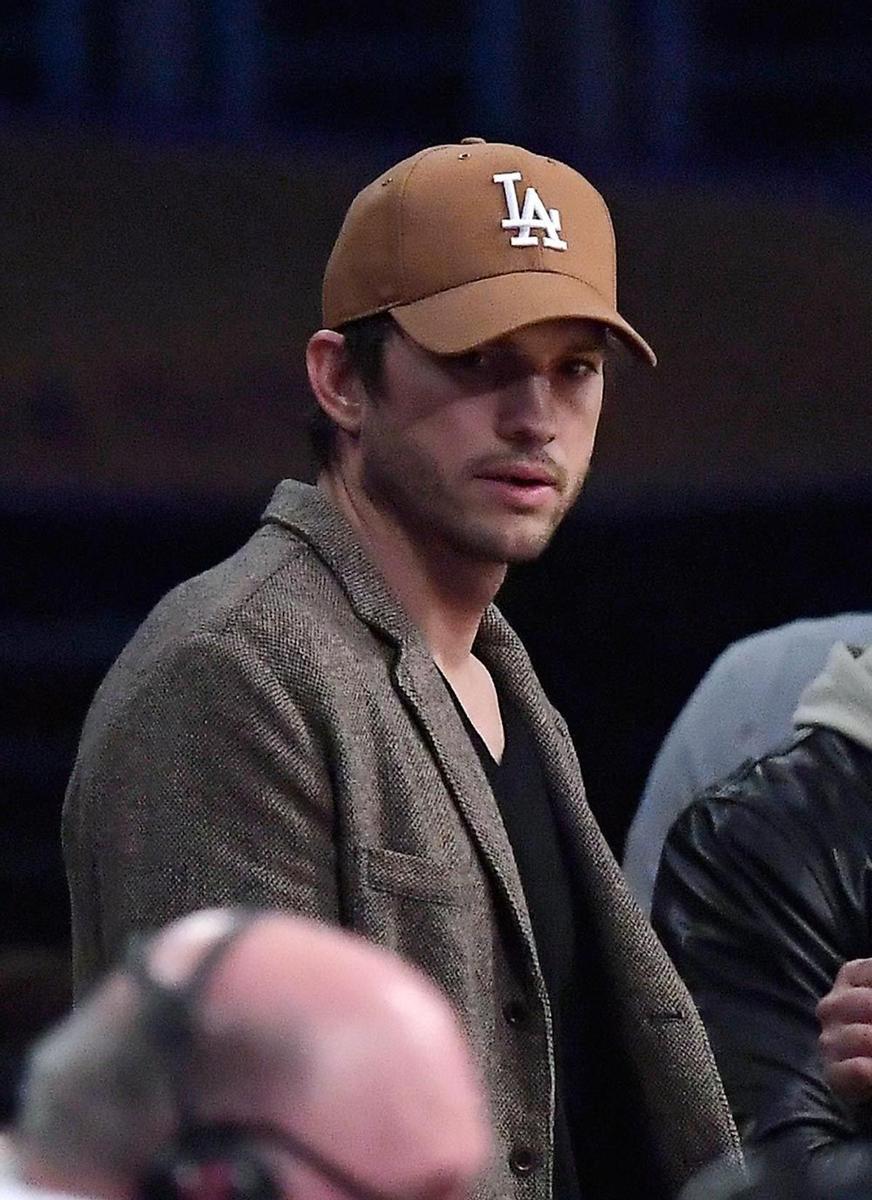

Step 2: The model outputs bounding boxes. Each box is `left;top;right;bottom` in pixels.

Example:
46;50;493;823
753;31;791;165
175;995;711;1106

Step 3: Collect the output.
189;913;490;1200
14;910;491;1200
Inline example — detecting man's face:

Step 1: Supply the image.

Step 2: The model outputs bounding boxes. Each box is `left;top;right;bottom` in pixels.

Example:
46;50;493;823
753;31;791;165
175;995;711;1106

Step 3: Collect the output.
354;318;607;565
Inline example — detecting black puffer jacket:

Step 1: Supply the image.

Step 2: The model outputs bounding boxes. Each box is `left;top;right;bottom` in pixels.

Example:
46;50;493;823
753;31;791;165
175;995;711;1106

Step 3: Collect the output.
652;725;872;1166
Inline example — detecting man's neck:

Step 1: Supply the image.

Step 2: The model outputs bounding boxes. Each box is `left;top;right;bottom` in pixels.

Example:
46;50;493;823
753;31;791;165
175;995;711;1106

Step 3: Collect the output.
318;469;506;670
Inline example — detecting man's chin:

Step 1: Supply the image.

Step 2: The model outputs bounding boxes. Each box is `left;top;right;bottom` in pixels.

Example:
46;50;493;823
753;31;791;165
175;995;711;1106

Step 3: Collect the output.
501;536;557;565
449;521;559;567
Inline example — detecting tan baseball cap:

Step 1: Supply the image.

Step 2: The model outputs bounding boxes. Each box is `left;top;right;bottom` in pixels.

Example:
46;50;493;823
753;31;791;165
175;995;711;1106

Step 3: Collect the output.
322;138;655;365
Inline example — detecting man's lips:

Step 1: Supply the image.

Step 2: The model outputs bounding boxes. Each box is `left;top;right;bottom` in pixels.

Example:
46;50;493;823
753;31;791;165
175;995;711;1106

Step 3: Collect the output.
470;460;565;512
474;462;561;489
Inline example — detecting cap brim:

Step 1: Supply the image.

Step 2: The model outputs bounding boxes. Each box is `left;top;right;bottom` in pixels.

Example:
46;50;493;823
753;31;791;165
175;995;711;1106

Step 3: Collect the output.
390;271;656;366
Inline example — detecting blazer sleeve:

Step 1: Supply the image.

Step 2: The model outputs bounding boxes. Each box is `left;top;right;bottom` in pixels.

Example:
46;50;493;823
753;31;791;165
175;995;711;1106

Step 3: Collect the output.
63;627;340;987
651;782;871;1170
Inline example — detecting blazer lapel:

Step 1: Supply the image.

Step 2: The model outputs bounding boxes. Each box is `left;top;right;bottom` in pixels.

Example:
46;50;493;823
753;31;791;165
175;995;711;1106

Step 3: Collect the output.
263;484;542;969
477;606;673;990
478;610;743;1185
392;638;539;959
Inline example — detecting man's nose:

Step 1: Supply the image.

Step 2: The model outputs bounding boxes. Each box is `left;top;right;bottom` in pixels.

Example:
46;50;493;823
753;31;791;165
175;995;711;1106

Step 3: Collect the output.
496;374;557;445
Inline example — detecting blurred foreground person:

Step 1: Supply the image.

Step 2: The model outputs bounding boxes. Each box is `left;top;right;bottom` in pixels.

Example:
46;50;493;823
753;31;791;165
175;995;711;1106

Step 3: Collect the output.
3;908;491;1200
653;643;872;1167
624;613;872;913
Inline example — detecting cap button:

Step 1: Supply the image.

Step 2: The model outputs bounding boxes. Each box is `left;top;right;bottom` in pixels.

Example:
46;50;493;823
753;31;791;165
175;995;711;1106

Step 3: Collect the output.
460;137;486;145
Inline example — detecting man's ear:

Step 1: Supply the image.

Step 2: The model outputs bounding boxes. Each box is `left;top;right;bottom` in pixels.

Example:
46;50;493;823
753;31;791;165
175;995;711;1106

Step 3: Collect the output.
306;329;366;436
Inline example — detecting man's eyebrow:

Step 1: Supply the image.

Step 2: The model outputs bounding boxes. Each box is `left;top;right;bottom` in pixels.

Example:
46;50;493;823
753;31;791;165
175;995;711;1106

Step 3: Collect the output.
566;343;607;356
516;343;608;364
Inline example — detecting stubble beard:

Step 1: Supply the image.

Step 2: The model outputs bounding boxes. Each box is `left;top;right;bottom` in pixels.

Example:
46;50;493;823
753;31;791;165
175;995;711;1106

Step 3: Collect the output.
362;441;589;567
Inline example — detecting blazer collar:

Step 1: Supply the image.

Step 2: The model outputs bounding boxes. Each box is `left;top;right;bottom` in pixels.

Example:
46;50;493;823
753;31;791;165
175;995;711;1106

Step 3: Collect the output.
261;479;419;646
261;479;541;958
263;481;611;920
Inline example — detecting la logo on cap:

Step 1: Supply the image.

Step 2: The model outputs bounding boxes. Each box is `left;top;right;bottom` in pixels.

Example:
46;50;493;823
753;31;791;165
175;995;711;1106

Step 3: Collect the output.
493;171;568;251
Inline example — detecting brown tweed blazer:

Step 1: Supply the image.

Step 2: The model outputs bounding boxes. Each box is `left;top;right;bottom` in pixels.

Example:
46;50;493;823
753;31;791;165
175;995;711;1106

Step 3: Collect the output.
63;480;740;1200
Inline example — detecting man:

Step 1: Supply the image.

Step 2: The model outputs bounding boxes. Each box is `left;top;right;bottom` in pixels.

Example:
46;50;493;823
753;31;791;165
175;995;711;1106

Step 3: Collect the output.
5;907;491;1200
624;613;872;913
63;138;740;1199
653;642;872;1169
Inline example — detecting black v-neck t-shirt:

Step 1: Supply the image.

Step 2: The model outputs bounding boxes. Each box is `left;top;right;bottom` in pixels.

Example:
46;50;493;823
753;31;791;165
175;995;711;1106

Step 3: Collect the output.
446;683;584;1200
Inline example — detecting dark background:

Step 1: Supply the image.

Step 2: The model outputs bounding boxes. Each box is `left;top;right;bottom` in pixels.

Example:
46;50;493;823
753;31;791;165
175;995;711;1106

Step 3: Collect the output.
2;0;872;1094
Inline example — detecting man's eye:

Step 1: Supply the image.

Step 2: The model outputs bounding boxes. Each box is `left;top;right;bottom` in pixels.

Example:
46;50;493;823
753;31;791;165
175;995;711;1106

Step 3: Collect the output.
454;351;490;371
563;358;600;377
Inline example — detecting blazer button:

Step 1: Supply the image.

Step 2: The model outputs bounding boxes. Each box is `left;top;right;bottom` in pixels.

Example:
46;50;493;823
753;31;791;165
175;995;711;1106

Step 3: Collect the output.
503;999;529;1027
509;1147;541;1176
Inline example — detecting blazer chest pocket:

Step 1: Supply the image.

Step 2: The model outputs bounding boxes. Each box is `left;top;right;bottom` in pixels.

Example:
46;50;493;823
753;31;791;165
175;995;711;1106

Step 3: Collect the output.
363;846;462;907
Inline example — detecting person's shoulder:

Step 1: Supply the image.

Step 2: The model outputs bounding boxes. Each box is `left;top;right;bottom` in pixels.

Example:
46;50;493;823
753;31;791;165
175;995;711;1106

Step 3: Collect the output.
673;615;872;740
656;729;872;947
129;519;326;650
673;725;872;854
698;621;818;689
707;614;872;682
79;515;353;727
155;477;363;646
662;627;790;734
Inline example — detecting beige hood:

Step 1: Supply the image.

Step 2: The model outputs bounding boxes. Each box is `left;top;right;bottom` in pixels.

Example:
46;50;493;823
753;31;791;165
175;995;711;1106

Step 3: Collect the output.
793;642;872;752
